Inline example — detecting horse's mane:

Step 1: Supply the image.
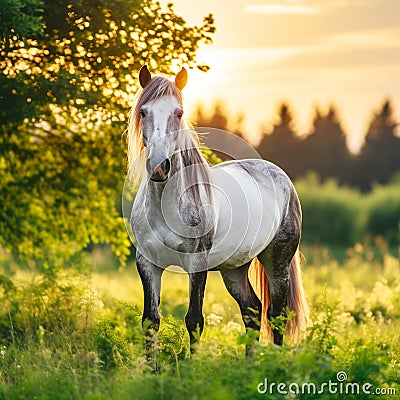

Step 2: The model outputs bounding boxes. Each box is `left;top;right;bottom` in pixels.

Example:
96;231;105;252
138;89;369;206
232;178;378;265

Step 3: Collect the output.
127;73;212;208
127;76;181;186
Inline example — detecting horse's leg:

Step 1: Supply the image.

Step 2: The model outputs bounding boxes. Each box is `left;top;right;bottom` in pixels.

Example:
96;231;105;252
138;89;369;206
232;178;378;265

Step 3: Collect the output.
185;271;207;353
136;252;163;367
221;263;262;355
258;197;301;346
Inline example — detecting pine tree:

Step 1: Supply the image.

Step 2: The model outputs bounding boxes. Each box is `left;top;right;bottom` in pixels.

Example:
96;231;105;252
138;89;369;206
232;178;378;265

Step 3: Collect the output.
257;103;301;179
357;100;400;190
300;105;351;183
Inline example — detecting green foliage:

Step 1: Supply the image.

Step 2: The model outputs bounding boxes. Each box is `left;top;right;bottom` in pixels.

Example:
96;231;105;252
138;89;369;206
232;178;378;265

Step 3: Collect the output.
0;1;215;272
364;183;400;245
200;145;223;165
1;0;215;122
295;175;362;245
307;288;339;355
0;0;44;40
295;175;400;247
0;112;131;271
0;250;399;399
269;308;295;337
94;320;131;370
158;315;188;362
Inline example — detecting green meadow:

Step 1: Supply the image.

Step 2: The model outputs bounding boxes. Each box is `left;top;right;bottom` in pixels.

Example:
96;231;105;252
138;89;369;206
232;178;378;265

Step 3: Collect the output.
0;179;399;399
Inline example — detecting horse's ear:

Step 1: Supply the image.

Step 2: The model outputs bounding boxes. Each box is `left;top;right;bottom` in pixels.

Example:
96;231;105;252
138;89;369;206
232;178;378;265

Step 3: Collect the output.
139;65;152;88
175;67;188;90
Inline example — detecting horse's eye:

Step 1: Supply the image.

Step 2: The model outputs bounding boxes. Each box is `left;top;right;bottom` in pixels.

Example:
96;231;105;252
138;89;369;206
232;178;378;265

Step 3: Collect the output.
177;110;183;118
142;132;148;146
140;109;146;118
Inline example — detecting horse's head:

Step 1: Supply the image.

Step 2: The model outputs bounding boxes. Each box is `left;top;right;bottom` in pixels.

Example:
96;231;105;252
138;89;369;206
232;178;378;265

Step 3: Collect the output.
136;65;188;182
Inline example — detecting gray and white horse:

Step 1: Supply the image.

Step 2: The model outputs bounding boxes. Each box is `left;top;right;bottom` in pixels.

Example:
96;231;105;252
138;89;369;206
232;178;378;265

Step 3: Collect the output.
127;65;308;359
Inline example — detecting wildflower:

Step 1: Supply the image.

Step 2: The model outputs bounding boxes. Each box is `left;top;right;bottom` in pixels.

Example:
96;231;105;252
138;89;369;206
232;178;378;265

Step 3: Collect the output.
79;286;104;329
206;313;223;326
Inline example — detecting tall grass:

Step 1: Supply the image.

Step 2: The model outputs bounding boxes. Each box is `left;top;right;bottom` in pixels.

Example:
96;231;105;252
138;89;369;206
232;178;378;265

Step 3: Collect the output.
0;178;399;398
0;247;399;399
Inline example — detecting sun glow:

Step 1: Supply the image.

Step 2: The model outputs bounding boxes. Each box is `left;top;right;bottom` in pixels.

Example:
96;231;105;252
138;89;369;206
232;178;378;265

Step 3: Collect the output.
180;50;228;118
162;0;400;151
245;4;316;15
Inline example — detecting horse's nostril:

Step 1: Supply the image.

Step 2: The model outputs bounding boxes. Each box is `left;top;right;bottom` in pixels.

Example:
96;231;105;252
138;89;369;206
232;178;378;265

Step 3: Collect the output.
146;158;152;175
148;158;170;182
162;159;171;174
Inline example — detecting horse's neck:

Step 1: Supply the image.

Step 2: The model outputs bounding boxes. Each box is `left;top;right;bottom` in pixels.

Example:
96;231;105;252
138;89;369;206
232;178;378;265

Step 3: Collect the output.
144;180;165;210
145;154;186;203
146;152;208;207
145;150;214;237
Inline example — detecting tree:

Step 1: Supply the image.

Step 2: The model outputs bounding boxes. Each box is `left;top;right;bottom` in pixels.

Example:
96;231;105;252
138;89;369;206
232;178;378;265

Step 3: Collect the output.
193;101;246;160
0;0;44;40
357;100;400;190
0;0;215;271
300;105;351;183
1;0;215;123
257;103;301;179
194;101;245;136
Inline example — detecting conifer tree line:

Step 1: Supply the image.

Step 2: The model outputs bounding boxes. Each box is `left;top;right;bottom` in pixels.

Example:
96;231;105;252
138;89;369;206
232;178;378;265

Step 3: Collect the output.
194;100;400;191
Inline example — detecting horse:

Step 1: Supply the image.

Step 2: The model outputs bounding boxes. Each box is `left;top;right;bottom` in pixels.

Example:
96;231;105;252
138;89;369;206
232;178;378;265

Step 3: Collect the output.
126;65;309;361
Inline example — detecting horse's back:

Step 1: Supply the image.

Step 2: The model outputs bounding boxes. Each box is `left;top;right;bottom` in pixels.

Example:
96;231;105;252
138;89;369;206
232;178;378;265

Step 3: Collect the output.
208;159;297;270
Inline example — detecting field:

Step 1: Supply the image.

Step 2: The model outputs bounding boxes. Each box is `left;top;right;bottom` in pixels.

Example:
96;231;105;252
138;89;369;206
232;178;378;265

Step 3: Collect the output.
0;242;399;399
2;1;400;398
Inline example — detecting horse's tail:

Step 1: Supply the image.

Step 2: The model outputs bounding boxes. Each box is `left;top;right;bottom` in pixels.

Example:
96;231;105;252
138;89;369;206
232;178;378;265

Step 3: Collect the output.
287;247;309;341
248;247;309;343
248;258;273;342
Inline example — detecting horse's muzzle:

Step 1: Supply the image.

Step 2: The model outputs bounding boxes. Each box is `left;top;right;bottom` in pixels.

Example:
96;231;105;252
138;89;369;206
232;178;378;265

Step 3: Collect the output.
148;158;170;182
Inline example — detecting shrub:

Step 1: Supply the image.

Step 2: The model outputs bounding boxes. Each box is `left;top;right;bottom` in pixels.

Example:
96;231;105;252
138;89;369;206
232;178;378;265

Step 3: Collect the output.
94;321;131;370
364;184;400;245
295;175;361;246
295;176;400;246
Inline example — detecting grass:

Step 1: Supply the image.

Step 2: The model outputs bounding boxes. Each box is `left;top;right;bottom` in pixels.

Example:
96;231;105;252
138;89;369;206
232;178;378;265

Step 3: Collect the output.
0;246;399;399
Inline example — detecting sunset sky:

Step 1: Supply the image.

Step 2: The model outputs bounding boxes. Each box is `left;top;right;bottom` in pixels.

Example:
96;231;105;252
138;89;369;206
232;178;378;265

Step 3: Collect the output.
160;0;400;152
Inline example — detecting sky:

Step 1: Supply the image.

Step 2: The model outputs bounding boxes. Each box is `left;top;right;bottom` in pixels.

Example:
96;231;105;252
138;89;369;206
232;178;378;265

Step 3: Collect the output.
160;0;400;152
